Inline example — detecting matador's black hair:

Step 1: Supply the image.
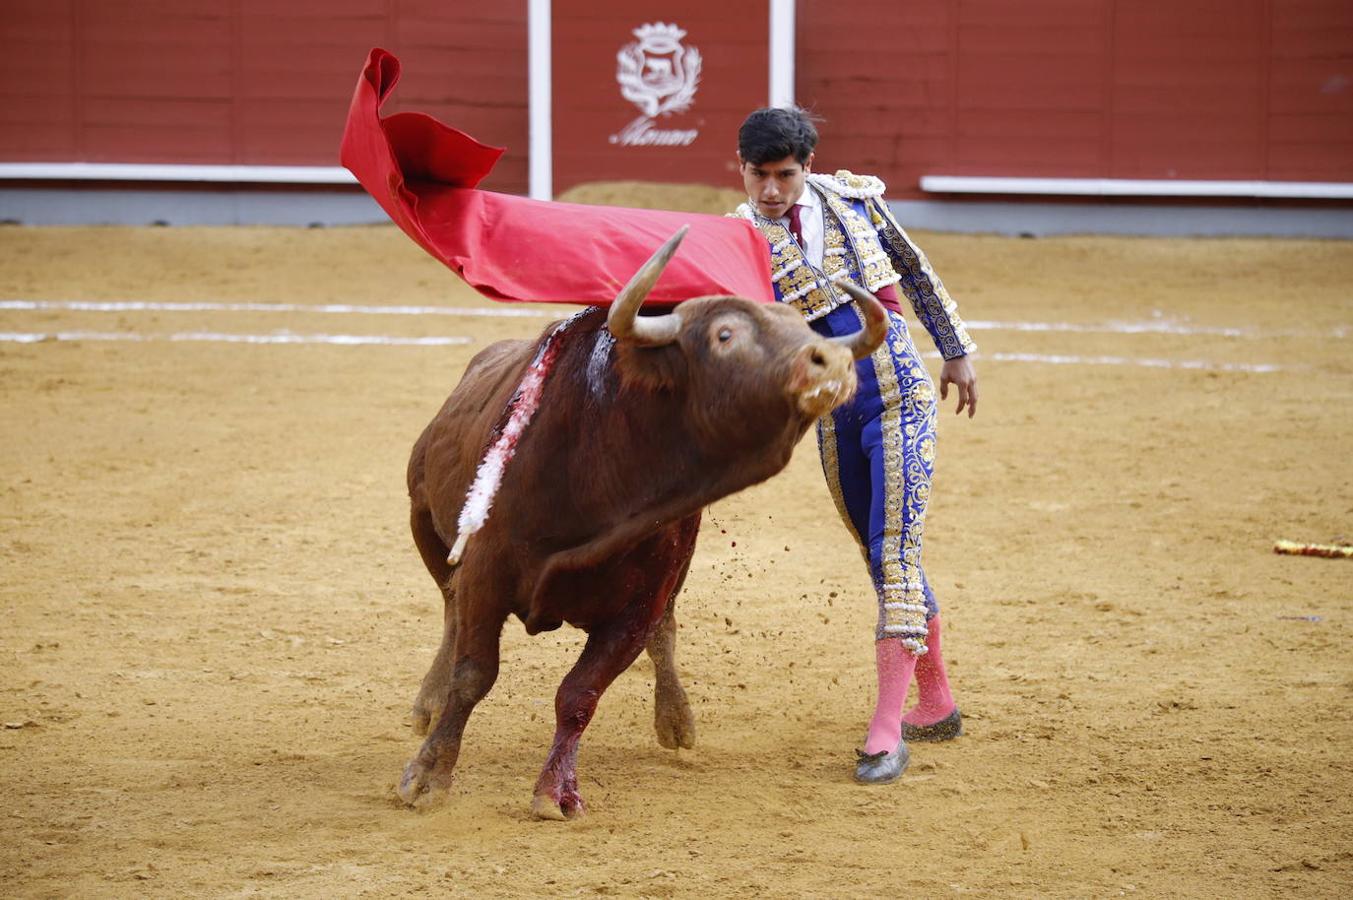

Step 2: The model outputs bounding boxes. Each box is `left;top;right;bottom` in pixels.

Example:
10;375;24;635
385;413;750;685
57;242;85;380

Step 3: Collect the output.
737;107;820;166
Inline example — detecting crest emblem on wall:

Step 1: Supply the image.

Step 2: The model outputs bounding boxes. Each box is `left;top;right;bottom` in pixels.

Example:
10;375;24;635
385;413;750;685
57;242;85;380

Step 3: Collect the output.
616;22;702;118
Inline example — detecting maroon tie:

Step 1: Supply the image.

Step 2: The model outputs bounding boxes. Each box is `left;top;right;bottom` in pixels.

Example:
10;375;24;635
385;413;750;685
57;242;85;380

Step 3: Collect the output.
787;203;804;246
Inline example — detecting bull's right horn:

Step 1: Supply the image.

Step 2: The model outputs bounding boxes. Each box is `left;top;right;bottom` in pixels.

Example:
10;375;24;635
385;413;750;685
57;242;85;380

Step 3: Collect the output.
833;281;889;360
607;226;687;347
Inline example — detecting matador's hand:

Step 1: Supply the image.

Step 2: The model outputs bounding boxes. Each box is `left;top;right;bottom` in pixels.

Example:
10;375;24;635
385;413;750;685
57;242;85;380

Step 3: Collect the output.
940;356;978;418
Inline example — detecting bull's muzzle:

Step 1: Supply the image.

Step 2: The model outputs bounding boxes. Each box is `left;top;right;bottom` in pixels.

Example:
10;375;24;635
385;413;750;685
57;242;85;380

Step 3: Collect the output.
790;341;858;418
792;282;886;417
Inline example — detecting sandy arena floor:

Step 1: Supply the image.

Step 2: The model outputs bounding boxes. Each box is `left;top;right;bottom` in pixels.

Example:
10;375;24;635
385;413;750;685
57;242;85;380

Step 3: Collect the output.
1;217;1350;897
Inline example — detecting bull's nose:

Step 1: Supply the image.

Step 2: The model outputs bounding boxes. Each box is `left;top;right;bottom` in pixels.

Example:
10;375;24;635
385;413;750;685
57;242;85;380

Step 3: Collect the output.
796;343;831;376
791;342;855;416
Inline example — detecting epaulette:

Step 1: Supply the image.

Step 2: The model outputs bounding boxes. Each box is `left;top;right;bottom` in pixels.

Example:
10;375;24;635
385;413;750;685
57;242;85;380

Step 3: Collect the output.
808;170;886;200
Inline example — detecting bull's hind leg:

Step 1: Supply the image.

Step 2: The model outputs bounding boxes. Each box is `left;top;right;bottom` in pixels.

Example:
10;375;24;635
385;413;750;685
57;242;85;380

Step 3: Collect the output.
646;598;696;750
397;614;503;809
410;504;458;735
412;594;458;735
645;511;699;750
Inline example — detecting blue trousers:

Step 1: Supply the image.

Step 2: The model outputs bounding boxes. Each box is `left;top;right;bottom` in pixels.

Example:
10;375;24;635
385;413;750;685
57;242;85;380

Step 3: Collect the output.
811;302;940;648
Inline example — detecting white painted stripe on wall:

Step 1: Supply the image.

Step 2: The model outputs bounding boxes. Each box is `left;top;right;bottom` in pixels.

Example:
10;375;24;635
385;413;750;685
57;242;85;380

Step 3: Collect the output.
769;0;795;108
919;176;1353;200
528;0;553;201
0;163;357;184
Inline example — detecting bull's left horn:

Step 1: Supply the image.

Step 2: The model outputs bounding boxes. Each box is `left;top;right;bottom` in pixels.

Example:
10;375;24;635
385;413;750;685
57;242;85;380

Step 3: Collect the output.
607;226;687;347
832;281;889;360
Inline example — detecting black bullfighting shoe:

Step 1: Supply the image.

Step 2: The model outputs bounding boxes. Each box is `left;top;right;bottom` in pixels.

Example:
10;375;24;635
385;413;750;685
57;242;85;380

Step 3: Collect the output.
853;739;910;785
901;708;963;742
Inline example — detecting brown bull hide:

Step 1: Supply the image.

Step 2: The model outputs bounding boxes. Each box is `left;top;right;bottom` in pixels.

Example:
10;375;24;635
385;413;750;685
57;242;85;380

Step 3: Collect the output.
397;232;885;818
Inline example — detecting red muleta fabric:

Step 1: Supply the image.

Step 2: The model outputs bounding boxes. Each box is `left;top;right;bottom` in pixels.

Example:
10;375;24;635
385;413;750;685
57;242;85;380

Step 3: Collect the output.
339;48;775;307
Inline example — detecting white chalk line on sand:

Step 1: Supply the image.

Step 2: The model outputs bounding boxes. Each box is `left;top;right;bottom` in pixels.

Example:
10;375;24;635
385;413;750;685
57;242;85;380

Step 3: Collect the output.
983;352;1283;373
973;319;1243;337
0;330;472;347
0;328;1287;371
0;298;1309;371
5;298;1343;339
0;298;556;318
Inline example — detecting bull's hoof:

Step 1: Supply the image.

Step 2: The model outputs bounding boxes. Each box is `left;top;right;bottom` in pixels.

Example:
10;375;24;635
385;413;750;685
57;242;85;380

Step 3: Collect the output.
531;789;586;821
530;794;567;821
654;701;696;750
396;757;453;809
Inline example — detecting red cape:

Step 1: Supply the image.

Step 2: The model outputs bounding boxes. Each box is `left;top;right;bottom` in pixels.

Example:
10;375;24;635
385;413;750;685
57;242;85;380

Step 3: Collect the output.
339;48;774;307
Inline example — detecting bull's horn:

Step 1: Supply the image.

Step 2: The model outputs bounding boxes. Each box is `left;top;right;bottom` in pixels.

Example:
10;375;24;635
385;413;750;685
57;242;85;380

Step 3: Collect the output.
833;281;889;360
607;226;687;347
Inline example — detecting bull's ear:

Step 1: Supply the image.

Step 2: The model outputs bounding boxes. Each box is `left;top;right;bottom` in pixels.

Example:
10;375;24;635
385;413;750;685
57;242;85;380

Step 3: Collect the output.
612;320;688;393
607;228;686;347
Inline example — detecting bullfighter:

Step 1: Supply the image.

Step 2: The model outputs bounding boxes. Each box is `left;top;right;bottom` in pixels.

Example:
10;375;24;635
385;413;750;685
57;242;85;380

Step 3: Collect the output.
732;107;979;784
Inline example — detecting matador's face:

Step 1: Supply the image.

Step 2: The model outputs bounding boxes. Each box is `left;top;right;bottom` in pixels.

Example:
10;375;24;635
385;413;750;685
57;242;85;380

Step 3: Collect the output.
738;152;814;220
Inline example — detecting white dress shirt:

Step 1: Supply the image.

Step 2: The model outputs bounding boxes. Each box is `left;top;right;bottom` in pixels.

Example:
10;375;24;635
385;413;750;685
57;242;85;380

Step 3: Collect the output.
777;183;825;269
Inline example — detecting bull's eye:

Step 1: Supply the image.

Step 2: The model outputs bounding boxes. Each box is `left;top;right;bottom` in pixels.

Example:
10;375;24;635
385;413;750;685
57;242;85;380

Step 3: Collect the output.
718;327;733;343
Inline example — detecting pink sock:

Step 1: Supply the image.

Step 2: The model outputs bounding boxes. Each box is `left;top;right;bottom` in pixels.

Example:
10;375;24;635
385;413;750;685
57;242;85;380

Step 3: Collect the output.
902;616;956;727
864;639;917;754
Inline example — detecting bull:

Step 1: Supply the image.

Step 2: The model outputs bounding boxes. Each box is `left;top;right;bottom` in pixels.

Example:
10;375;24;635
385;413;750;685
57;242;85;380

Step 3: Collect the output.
397;228;886;817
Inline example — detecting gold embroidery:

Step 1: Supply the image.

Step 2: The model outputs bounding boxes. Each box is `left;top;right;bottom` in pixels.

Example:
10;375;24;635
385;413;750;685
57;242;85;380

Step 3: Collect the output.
818;191;901;296
740;189;946;655
808;170;886;199
818;212;849;290
912;380;935;407
869;308;935;651
870;199;977;360
739;190;902;322
817;412;866;556
760;176;976;362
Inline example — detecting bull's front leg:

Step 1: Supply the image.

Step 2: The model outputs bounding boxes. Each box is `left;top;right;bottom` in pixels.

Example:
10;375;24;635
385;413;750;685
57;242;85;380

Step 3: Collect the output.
532;603;660;820
646;596;696;750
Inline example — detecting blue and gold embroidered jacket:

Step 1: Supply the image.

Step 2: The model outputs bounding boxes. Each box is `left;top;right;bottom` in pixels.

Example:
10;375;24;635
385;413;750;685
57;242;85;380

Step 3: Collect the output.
735;170;976;360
